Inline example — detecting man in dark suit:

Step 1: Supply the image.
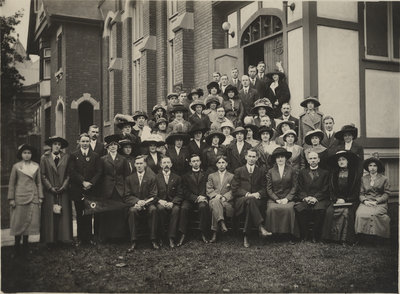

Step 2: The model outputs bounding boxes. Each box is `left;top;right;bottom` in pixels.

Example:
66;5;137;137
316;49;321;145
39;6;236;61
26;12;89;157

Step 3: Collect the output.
178;154;211;246
295;151;330;242
88;125;106;156
256;61;272;89
321;115;338;156
239;75;259;118
230;67;242;91
231;148;272;248
69;133;102;245
274;103;299;135
155;156;183;248
226;127;252;172
124;155;159;251
165;132;190;176
248;64;267;98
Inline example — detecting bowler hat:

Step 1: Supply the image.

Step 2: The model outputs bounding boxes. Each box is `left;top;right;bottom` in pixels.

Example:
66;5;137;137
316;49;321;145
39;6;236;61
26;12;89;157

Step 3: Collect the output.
266;70;286;80
132;111;148;120
363;157;385;174
270;147;292;162
167;93;179;100
207;81;221;94
334;124;358;141
17;144;37;160
300;96;321;108
224;84;239;96
328;150;358;168
205;130;225;146
304;129;324;146
44;136;69;149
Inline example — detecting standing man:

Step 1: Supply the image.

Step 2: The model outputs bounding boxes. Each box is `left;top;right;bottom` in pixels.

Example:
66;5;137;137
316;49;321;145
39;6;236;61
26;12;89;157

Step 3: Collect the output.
69;133;102;245
232;148;272;247
212;71;221;85
257;61;271;86
155;156;183;248
230;68;242;91
295;151;330;242
274;103;299;135
238;75;259;118
248;65;267;98
125;155;159;251
88;125;105;156
178;154;211;245
321;115;338;156
220;74;230;97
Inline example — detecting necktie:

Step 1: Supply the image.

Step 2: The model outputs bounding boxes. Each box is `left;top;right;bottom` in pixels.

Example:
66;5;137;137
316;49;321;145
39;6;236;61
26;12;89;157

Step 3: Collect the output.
249;166;253;174
138;173;143;185
165;174;169;184
54;156;59;166
244;88;248;94
214;147;218;155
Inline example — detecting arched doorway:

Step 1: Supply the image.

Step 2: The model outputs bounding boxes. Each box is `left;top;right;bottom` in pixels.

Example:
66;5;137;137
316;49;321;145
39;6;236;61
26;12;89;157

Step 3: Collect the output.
78;101;94;133
241;15;284;72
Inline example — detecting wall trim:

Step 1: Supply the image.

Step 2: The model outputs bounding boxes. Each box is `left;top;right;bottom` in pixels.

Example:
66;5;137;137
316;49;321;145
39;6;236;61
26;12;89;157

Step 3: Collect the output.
71;93;100;110
316;17;359;31
171;12;194;33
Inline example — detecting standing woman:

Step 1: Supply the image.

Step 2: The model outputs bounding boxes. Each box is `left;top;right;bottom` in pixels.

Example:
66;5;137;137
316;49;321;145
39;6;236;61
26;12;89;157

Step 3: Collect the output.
98;134;131;242
254;126;279;171
202;130;226;175
40;136;73;246
266;70;291;118
118;139;135;174
244;123;260;147
355;157;391;239
298;96;323;146
303;129;328;169
281;130;305;171
322;150;360;244
8;144;43;255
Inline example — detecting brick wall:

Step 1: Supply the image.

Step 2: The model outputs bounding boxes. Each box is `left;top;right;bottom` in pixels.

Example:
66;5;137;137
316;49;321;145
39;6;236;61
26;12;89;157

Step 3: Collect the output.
122;17;132;114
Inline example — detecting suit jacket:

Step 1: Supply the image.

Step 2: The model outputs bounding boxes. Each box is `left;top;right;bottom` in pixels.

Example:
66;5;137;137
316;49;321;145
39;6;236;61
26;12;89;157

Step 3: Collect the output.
146;152;162;174
266;164;297;201
69;149;102;200
166;146;190;176
202;145;226;174
188;113;211;129
230;79;243;91
249;77;267;98
41;152;70;194
155;172;183;205
182;170;208;203
90;140;106;157
124;170;158;205
238;87;259;117
226;141;252;172
232;165;267;199
321;131;339;156
101;153;130;198
298;111;324;145
296;167;330;210
206;171;234;202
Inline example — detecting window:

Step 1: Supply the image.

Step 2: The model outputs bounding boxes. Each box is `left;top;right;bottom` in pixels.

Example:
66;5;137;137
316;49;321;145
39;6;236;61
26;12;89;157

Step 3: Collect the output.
132;59;141;110
57;33;62;70
167;40;175;92
42;48;51;79
133;0;143;42
364;2;400;61
241;15;282;46
168;0;178;17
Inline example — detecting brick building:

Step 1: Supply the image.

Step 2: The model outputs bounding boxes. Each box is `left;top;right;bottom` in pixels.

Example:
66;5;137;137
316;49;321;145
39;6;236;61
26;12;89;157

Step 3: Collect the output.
27;0;399;192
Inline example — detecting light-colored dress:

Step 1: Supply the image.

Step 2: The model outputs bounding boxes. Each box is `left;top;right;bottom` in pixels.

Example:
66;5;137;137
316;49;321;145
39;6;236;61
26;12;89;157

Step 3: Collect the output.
355;173;391;238
8;161;43;236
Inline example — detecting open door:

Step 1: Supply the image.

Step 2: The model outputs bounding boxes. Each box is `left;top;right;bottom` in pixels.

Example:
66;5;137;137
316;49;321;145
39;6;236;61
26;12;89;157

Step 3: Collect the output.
209;48;244;78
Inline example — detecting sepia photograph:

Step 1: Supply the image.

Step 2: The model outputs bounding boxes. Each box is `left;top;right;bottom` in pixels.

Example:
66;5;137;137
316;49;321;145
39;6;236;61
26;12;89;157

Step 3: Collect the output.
0;0;399;292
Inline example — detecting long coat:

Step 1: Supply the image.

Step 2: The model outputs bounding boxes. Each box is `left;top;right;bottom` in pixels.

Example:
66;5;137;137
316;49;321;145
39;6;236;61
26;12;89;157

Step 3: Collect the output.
298;111;324;145
266;81;291;118
188;113;211;129
249;77;268;98
266;165;297;201
90;140;106;157
167;119;191;135
40;153;73;243
166;146;190;176
100;153;130;199
226;141;252;173
155;172;184;205
238;88;259;117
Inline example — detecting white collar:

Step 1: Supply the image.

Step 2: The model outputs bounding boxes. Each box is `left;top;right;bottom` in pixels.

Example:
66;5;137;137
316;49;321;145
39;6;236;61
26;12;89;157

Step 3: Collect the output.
81;148;89;155
192;168;200;172
52;153;60;160
163;170;170;176
310;166;318;170
246;164;254;172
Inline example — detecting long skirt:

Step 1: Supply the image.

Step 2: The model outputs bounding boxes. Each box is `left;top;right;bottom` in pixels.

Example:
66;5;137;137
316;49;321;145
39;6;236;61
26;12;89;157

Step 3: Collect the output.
10;202;41;236
265;201;299;237
355;203;390;238
97;189;129;240
41;191;73;243
322;203;357;243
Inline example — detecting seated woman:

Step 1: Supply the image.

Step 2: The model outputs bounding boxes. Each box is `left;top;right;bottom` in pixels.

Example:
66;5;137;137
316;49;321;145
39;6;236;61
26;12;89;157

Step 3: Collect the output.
167;104;191;135
265;147;298;239
222;85;244;126
355;157;391;239
149;104;167;131
322;150;360;244
281;129;305;171
255;126;279;171
244;122;260;147
303;129;328;169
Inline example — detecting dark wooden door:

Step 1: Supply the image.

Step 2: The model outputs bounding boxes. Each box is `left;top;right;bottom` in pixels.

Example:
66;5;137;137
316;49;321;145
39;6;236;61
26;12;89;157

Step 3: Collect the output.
264;34;284;72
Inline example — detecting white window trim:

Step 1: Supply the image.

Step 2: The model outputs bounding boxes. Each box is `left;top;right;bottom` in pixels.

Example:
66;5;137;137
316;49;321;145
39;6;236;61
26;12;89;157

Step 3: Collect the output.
364;2;400;62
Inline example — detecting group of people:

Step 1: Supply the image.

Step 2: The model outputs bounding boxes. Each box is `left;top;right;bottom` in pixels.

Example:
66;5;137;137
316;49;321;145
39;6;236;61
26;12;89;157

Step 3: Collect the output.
8;62;392;255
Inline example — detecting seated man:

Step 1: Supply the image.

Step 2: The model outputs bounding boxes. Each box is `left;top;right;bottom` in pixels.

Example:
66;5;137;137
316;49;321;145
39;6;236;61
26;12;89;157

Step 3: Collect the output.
206;156;234;243
295;151;330;242
124;155;159;251
179;154;211;246
155;156;183;248
232;148;272;248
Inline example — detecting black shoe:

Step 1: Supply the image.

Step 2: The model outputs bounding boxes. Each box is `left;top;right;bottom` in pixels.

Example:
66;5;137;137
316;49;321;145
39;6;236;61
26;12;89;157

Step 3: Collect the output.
152;241;160;250
127;242;136;253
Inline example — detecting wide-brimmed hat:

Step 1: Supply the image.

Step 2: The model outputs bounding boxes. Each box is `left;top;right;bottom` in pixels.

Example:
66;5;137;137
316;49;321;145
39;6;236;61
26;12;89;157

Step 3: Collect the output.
205;130;225;146
244;124;259;136
328;150;358;168
190;99;206;111
258;126;274;139
188;122;209;136
220;120;235;132
44;136;69;148
276;120;295;134
188;88;203;100
167;93;179;100
104;134;122;147
114;113;135;129
231;126;247;137
205;97;220;108
300;96;321;108
170;104;188;114
334;124;358;141
17;144;37;160
155;117;168;127
224;84;239;96
118;139;134;148
266;70;286;80
304;129;324;145
141;134;165;147
270;147;292;162
207;81;221;93
152;104;166;116
132;110;148;120
281;129;298;143
165;131;190;146
363;157;385;174
251;100;273;115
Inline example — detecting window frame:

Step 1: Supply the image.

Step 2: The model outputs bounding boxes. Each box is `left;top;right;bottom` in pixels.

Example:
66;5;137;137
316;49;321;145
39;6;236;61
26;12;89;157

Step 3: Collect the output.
132;0;144;43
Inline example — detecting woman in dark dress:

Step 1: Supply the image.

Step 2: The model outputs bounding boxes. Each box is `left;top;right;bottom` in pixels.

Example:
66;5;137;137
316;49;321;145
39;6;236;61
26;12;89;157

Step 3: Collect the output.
266;71;290;118
303;129;328;170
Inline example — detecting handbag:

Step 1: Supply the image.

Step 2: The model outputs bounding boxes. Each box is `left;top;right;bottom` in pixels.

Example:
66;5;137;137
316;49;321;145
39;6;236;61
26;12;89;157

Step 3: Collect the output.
53;194;62;214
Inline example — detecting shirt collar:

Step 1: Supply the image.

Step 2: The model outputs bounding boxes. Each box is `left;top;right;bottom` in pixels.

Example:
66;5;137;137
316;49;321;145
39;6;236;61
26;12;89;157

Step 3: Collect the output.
310;166;318;171
52;153;60;160
192;168;200;172
81;148;89;155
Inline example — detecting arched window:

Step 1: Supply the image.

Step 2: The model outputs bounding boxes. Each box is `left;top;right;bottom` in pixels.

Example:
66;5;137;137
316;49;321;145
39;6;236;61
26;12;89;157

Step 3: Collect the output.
55;102;65;137
241;15;282;46
78;101;94;133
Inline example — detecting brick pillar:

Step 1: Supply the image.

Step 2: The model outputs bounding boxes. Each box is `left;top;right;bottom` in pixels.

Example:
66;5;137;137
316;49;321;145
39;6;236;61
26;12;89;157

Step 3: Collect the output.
122;16;133;114
174;28;194;92
156;0;168;103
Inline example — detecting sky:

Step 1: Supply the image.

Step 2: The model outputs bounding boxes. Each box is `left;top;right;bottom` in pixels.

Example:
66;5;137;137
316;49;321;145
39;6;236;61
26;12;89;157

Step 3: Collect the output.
1;0;39;61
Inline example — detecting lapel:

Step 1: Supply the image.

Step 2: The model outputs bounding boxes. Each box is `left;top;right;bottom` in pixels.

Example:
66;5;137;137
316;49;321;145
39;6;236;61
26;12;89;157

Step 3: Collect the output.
106;153;116;167
302;114;316;129
17;162;38;179
48;154;59;173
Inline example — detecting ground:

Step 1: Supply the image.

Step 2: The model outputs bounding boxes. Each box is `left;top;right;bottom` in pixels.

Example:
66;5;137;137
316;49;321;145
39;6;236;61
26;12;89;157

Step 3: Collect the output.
1;234;398;293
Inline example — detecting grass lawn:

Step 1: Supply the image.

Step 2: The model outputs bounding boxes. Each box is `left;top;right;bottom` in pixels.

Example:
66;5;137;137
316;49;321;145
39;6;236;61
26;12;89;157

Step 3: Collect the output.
1;234;398;293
